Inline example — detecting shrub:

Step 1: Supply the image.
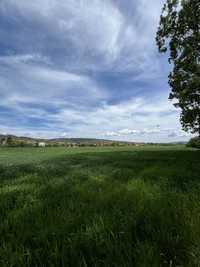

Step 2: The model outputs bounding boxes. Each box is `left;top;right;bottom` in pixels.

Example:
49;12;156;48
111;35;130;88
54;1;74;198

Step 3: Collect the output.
187;137;200;149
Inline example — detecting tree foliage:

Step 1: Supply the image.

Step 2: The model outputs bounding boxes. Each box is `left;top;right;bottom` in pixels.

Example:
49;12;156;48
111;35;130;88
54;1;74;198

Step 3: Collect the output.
156;0;200;135
187;136;200;149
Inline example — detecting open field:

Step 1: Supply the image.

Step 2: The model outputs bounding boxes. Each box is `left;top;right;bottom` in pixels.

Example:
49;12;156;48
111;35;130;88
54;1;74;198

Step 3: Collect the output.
0;145;200;266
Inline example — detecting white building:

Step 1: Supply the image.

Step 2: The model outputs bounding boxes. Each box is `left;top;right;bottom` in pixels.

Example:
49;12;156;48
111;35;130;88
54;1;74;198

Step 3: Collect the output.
38;142;46;147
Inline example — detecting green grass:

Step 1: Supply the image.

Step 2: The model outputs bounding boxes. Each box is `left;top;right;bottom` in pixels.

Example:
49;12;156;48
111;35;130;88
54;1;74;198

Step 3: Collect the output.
0;146;200;266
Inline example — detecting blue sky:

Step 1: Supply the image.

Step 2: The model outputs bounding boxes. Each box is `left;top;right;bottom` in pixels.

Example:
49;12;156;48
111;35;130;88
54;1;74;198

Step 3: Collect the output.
0;0;193;142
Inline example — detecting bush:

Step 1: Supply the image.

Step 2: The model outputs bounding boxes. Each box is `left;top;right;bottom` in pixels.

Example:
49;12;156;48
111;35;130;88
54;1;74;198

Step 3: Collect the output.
187;137;200;149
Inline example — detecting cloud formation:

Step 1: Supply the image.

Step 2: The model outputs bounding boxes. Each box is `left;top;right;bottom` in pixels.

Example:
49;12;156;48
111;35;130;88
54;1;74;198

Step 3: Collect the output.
0;0;193;142
0;0;163;72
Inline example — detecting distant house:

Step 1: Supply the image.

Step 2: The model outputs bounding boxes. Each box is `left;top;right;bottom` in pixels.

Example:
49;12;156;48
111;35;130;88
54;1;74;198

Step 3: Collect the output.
71;143;77;147
1;138;7;146
38;142;46;147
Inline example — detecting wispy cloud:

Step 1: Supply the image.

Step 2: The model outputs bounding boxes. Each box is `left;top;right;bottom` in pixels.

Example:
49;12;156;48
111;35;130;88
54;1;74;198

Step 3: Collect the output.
0;0;164;73
0;0;192;142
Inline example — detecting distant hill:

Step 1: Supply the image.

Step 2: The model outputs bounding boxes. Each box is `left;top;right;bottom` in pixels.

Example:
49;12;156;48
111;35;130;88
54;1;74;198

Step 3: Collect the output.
0;134;138;147
0;134;187;147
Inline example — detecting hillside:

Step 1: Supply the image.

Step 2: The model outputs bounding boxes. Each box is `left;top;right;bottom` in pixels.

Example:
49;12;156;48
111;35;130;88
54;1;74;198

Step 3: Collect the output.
0;134;137;147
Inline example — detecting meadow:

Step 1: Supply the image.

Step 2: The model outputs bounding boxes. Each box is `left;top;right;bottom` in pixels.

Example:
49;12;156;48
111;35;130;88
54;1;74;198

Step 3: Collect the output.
0;145;200;267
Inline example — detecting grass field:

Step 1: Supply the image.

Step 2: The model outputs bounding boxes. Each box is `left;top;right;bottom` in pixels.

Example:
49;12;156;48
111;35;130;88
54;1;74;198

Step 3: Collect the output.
0;145;200;266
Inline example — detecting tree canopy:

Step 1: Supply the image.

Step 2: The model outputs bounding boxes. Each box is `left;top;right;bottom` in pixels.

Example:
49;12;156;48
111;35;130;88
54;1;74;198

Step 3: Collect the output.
156;0;200;136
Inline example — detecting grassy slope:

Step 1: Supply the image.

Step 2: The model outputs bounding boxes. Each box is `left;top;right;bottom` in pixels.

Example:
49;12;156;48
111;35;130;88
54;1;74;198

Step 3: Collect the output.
0;146;200;266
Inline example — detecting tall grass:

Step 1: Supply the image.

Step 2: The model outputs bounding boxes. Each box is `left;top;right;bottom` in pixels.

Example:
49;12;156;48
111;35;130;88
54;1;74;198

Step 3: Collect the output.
0;147;200;266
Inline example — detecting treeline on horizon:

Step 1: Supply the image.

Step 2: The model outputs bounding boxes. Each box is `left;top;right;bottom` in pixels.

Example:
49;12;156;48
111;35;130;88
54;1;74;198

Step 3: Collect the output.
0;135;139;148
0;135;186;148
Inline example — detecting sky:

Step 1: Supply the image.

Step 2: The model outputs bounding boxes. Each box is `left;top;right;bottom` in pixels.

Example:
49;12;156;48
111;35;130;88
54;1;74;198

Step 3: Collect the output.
0;0;194;142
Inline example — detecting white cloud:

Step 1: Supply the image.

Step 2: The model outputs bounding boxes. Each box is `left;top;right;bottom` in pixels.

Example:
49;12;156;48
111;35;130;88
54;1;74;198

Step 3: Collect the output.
0;0;164;74
104;127;193;139
0;55;107;109
0;57;191;142
24;95;185;141
0;0;192;143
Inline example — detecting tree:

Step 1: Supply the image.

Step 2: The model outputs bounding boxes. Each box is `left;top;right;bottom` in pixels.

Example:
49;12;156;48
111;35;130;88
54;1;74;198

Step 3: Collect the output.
156;0;200;136
187;136;200;148
7;136;14;146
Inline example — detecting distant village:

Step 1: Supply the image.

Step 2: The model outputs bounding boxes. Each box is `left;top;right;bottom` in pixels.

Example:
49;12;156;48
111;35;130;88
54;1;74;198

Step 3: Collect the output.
0;135;143;148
